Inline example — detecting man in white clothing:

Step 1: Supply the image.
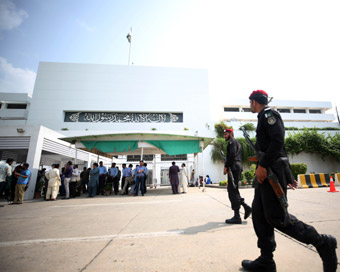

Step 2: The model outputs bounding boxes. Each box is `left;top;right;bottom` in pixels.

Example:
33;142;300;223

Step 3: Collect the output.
45;164;61;200
0;158;14;197
180;163;188;193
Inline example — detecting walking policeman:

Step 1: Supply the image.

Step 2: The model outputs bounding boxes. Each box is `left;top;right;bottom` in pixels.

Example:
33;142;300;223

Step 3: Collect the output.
242;90;338;272
224;128;252;224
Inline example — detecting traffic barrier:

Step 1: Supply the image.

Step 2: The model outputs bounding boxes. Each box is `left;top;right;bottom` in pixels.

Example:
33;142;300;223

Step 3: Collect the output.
334;173;340;185
298;173;330;189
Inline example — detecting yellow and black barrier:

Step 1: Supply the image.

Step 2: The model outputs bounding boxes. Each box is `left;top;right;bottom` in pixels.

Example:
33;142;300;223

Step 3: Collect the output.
298;173;331;189
335;173;340;184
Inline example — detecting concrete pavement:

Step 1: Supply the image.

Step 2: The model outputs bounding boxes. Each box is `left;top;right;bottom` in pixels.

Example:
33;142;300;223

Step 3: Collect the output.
0;186;339;272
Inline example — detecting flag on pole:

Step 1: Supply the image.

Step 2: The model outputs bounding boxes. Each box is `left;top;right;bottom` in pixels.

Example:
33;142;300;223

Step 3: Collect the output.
126;28;132;43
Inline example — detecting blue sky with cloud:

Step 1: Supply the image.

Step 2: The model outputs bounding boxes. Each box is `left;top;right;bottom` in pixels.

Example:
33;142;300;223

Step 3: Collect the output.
0;0;340;113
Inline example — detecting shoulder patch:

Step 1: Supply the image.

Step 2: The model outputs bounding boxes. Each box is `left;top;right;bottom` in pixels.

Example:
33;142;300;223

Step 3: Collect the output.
267;116;276;125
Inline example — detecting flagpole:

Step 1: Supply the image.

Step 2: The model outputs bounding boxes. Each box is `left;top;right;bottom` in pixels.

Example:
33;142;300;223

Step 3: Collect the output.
127;28;132;65
336;104;340;125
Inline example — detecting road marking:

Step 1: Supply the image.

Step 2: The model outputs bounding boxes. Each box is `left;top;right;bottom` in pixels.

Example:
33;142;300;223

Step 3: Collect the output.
49;200;182;208
0;230;185;248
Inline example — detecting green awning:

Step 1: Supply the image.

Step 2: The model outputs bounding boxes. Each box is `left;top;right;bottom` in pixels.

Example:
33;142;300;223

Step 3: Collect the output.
146;140;201;155
81;141;138;153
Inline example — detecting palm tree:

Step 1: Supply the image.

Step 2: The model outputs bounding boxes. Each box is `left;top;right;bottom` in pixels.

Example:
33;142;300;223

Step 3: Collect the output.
211;137;227;163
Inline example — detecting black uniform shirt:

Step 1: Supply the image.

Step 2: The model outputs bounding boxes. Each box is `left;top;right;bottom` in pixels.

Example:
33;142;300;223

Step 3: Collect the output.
255;107;287;168
225;137;242;168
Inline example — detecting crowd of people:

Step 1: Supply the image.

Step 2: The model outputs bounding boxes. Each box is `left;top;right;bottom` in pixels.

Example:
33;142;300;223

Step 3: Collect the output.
0;158;31;204
44;160;149;199
0;158;201;204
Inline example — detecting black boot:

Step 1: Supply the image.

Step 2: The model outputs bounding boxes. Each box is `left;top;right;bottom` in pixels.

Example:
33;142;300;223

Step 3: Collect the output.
242;256;276;272
316;234;338;272
225;210;242;224
242;203;252;220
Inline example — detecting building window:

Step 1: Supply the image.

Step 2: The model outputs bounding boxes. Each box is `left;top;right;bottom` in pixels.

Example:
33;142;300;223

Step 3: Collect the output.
278;108;291;113
224;107;239;112
309;109;321;114
6;103;27;109
127;155;153;162
161;154;187;161
242;108;251;112
293;109;306;113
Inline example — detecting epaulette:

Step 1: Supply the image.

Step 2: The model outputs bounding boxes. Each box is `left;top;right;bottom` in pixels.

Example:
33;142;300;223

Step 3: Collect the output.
264;108;276;125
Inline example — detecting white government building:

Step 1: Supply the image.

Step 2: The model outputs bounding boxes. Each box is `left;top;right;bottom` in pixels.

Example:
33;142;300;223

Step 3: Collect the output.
1;62;339;199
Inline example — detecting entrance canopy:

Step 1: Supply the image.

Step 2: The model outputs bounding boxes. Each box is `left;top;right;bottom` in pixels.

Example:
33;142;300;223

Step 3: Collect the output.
60;131;214;156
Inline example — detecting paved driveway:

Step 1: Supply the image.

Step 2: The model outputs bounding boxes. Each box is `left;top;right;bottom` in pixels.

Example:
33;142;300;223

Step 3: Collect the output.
0;186;339;271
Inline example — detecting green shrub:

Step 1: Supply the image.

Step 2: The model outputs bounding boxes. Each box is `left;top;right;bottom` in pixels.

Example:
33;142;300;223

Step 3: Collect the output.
243;168;255;185
240;180;247;186
219;181;227;186
290;163;308;179
105;183;112;191
285;127;299;131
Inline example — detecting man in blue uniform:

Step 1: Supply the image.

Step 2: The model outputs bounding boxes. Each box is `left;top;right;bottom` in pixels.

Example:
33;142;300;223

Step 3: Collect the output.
88;163;99;197
13;163;30;204
98;161;107;195
135;160;146;196
241;90;338;272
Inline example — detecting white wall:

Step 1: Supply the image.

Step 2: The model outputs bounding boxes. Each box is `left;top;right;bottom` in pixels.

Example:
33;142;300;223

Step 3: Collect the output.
28;62;211;135
289;152;340;174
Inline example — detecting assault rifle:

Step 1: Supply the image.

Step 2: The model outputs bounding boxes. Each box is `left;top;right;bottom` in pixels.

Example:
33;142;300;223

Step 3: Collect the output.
227;166;237;189
240;127;293;227
221;148;237;189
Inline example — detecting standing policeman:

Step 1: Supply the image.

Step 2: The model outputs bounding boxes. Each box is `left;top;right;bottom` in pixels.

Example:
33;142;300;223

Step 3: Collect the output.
224;128;252;224
242;90;337;272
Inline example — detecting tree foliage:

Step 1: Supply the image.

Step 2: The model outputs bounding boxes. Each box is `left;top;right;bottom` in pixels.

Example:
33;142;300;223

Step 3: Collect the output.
237;138;256;164
212;123;340;166
211;137;227;163
214;121;231;138
239;123;256;131
211;121;255;164
285;129;340;162
327;133;340;162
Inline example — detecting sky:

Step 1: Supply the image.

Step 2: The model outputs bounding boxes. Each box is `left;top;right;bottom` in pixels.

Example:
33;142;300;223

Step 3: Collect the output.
0;0;340;115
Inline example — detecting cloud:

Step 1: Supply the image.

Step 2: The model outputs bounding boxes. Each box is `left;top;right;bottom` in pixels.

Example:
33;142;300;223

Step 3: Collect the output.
0;57;36;96
0;0;28;31
76;19;95;32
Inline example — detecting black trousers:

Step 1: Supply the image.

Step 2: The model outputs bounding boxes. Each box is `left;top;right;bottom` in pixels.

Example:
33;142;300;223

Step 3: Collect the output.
171;183;178;194
69;182;77;197
113;177;119;194
81;179;88;193
99;175;106;195
252;161;321;254
143;175;148;193
121;177;126;190
10;178;18;201
227;168;244;211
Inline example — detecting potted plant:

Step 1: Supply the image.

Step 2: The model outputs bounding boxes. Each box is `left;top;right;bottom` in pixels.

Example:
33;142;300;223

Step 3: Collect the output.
243;168;255;185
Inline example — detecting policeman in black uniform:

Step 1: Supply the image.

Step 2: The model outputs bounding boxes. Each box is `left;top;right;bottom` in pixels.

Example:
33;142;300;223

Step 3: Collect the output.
224;128;252;224
242;90;338;272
